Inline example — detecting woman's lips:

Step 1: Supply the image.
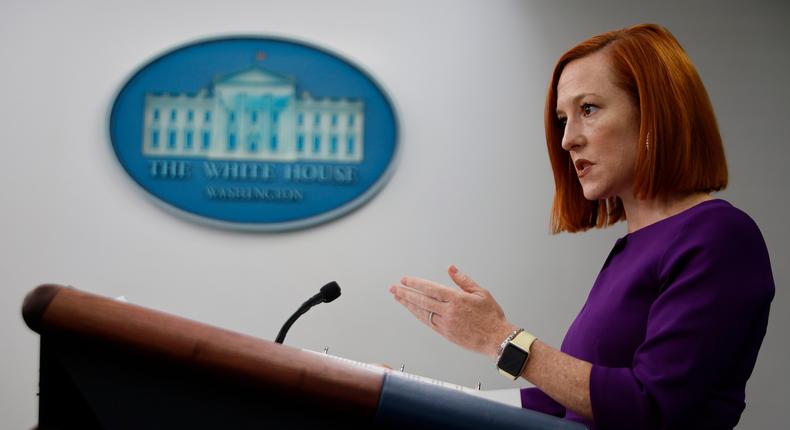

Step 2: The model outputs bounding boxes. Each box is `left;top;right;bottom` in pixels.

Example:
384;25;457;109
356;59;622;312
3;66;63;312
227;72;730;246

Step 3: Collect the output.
575;159;594;178
578;164;593;178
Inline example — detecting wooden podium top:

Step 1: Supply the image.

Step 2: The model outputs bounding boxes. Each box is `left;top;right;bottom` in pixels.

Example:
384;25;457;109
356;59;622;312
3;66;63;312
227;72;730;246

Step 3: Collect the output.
23;284;385;417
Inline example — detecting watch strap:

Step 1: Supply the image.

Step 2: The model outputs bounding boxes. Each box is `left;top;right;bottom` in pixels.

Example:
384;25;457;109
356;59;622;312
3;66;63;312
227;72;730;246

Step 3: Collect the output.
497;328;524;357
511;330;537;353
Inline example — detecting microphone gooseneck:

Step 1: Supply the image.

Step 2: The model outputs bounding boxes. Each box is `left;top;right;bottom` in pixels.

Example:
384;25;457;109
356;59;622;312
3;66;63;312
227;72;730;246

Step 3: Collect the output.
275;281;341;344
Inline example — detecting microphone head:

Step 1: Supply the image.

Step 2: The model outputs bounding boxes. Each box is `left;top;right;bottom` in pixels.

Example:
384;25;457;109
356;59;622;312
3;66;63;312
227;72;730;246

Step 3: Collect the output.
320;281;341;303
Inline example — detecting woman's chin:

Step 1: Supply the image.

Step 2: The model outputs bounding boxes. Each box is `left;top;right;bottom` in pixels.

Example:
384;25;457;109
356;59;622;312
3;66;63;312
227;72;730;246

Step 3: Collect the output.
581;187;602;201
581;181;615;201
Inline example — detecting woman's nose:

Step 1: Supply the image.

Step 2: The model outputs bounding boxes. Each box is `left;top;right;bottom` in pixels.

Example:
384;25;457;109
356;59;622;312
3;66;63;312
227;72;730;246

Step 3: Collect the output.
561;120;584;152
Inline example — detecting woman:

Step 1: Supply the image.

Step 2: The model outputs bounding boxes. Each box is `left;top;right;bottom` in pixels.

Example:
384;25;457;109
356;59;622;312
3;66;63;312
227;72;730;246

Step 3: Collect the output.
389;24;774;429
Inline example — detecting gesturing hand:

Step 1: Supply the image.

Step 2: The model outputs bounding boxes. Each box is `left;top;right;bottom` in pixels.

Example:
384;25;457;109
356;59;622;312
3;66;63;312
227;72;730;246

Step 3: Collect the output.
389;265;517;358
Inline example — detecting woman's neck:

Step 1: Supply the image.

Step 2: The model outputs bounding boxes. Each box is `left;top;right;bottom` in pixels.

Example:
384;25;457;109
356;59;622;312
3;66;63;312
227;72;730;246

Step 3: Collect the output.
620;192;713;233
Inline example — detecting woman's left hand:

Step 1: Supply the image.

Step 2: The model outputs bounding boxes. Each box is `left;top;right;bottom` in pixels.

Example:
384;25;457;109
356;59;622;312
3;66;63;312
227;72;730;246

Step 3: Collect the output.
389;265;517;358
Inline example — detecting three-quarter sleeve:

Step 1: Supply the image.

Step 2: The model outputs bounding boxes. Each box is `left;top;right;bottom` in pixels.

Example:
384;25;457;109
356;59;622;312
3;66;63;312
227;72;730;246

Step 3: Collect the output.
589;208;775;429
520;387;566;417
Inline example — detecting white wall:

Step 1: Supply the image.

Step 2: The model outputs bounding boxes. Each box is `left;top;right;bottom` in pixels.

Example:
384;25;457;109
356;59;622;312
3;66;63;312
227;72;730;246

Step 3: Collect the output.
1;0;787;428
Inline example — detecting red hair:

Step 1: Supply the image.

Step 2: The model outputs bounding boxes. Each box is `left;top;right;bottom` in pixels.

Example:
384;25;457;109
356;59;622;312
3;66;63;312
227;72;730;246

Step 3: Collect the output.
546;24;728;233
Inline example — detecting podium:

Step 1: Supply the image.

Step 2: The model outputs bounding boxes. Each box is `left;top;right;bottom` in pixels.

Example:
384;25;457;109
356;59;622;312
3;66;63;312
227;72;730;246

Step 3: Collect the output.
23;285;587;429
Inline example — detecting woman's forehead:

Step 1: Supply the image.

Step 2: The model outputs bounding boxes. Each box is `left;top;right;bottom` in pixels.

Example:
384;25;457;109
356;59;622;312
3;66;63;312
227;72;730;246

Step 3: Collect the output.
557;52;619;110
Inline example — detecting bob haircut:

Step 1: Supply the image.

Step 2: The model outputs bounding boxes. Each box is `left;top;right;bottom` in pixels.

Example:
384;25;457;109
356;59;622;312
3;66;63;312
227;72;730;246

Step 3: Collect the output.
545;24;728;233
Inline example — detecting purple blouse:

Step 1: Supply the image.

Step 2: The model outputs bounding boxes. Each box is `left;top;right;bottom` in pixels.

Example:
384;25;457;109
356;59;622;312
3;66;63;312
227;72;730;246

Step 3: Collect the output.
521;199;774;429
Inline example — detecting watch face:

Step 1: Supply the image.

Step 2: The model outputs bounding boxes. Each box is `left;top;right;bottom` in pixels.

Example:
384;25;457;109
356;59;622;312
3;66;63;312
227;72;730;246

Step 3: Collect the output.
498;344;529;377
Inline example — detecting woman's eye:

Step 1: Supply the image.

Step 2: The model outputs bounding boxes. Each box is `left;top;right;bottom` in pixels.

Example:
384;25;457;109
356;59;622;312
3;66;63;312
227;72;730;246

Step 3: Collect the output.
581;103;598;117
557;117;567;128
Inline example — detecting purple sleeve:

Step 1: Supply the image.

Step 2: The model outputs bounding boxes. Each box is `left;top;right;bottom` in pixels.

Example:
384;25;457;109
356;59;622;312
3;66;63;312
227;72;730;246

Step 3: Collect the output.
589;209;774;429
521;387;566;417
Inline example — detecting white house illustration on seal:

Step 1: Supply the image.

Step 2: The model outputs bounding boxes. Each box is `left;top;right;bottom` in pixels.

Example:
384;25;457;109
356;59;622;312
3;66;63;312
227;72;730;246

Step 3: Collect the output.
142;66;365;163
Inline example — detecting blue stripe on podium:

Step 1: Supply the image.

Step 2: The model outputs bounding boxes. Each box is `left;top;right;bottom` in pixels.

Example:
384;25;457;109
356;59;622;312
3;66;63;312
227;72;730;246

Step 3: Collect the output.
374;373;588;430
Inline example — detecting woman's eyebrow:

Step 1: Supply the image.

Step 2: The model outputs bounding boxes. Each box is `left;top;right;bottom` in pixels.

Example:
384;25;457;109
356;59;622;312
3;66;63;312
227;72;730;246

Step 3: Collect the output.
556;92;600;116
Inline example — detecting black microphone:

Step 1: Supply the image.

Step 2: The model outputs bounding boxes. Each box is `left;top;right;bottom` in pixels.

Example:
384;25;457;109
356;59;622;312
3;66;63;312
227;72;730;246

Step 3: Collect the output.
275;281;341;344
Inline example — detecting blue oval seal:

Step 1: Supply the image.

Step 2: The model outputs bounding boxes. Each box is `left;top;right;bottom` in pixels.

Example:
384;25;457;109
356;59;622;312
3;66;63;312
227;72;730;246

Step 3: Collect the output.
109;36;399;231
